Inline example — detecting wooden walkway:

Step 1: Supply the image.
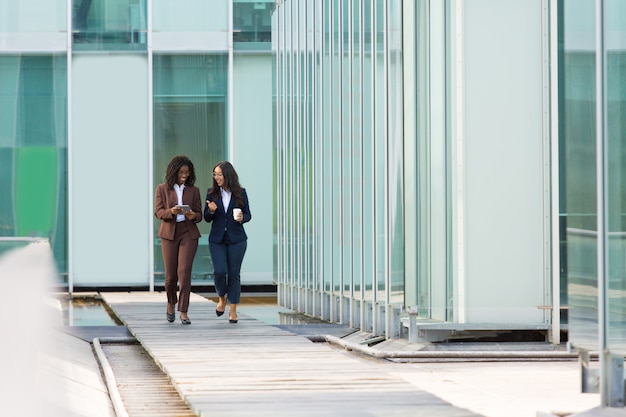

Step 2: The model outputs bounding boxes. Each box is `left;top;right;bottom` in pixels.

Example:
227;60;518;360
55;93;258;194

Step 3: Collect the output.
101;292;482;417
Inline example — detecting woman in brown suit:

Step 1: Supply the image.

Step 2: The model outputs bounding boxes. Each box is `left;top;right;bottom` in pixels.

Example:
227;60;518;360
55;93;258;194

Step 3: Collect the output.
154;155;203;324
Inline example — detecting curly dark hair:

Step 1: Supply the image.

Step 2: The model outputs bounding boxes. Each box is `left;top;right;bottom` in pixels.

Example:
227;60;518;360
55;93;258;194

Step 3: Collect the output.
208;161;245;207
164;155;196;188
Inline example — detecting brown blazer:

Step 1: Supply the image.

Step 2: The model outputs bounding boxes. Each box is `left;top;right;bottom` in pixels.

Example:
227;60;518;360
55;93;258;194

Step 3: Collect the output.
154;183;203;241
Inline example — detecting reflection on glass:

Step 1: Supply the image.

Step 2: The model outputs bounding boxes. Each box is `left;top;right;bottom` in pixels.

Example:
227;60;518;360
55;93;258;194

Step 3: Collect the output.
153;54;228;283
72;0;147;51
605;0;626;354
561;0;598;351
233;1;274;44
388;0;404;304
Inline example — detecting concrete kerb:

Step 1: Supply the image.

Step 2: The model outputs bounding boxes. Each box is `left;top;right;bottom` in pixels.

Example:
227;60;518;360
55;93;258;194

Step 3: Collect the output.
324;334;579;360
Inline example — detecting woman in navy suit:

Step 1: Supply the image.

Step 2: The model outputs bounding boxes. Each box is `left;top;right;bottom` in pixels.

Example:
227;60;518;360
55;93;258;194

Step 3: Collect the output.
204;161;251;323
155;155;203;325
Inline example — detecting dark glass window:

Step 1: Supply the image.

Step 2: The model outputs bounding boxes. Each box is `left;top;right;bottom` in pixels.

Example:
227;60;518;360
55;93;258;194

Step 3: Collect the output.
72;0;147;51
233;1;274;45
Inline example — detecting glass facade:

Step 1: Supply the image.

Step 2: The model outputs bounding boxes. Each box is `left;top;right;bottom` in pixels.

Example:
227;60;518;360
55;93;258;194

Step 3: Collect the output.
275;0;404;336
1;1;274;288
0;55;68;279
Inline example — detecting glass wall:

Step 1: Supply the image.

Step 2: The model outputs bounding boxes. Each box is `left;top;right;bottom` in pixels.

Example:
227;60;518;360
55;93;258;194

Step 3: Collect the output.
405;1;451;321
563;0;626;404
153;54;229;283
0;55;67;280
275;0;404;337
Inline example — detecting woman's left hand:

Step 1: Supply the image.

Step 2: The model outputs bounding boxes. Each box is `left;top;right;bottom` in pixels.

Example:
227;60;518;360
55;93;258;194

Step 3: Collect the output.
185;211;196;220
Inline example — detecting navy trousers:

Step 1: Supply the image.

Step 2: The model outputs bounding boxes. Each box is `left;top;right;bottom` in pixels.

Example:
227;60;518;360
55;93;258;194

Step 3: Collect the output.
209;237;247;304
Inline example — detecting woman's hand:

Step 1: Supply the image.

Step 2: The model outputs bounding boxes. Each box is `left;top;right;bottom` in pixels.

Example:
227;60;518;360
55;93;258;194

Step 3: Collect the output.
207;200;218;214
234;210;243;223
184;210;196;220
171;206;183;215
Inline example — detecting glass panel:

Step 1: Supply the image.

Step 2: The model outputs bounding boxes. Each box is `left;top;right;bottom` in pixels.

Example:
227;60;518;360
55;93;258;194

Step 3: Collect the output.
322;0;333;295
0;55;67;281
153;54;228;283
362;0;375;328
352;0;363;295
374;0;386;302
342;0;353;297
72;0;147;51
305;0;314;296
605;0;626;354
388;0;403;307
0;0;66;33
444;0;453;322
233;0;274;45
561;0;598;350
296;0;304;301
153;0;227;33
312;0;322;303
415;0;431;317
331;0;340;297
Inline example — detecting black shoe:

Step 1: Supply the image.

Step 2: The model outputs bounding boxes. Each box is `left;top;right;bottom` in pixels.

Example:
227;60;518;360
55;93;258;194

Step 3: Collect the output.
167;312;175;322
181;317;191;325
216;309;225;317
229;317;238;324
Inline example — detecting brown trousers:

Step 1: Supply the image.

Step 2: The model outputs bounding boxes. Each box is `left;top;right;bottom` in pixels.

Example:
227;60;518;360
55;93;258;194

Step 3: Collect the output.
161;221;198;313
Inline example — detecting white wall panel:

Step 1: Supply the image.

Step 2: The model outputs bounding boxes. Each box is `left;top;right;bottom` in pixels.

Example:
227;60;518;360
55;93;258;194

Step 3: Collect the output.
70;54;150;286
232;53;274;284
460;0;547;323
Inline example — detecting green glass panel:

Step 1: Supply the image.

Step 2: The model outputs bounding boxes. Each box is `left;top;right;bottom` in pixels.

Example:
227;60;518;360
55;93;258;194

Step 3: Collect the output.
14;147;57;237
0;55;67;280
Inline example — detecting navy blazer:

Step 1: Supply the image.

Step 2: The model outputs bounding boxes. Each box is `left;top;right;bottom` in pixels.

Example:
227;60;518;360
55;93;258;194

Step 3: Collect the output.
204;188;251;244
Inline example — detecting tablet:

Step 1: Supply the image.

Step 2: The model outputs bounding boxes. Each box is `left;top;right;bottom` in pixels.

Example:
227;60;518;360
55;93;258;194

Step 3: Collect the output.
176;205;191;213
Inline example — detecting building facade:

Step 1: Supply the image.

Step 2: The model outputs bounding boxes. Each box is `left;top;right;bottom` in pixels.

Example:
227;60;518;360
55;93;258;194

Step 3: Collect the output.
274;0;626;407
0;0;276;289
3;0;626;407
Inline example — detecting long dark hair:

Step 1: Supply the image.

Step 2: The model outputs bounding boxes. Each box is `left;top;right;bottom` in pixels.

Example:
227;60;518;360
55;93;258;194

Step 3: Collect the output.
164;155;196;188
208;161;245;207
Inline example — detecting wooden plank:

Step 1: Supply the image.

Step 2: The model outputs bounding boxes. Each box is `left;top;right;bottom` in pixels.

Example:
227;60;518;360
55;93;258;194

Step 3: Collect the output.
101;292;482;417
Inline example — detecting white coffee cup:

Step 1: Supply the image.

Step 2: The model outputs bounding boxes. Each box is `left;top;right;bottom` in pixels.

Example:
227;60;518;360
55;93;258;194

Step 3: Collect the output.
233;208;242;220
